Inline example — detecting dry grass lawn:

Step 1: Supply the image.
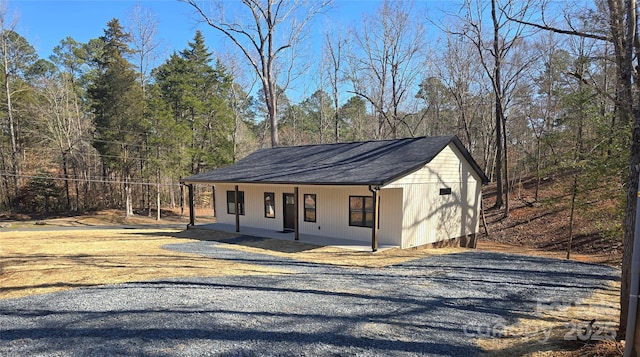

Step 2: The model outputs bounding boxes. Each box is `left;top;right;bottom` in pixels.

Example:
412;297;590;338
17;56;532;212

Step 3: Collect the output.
0;229;291;299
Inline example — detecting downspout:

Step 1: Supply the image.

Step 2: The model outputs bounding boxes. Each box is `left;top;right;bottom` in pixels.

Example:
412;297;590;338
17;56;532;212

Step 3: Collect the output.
368;185;380;252
625;173;640;357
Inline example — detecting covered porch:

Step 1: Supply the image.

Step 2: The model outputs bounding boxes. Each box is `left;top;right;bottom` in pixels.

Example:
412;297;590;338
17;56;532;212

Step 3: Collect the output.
194;223;398;252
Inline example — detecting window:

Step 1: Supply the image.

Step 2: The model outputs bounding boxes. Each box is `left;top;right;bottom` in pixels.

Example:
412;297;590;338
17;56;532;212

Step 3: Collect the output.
349;196;373;227
304;194;316;222
226;190;245;215
440;187;452;195
264;192;275;218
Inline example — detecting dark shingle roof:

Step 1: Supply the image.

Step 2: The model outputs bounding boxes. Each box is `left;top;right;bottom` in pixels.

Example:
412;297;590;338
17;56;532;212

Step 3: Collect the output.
182;135;488;186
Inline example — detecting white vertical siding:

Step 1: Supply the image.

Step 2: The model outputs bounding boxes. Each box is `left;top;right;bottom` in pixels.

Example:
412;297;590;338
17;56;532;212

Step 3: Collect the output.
378;188;403;245
385;143;482;248
212;183;403;246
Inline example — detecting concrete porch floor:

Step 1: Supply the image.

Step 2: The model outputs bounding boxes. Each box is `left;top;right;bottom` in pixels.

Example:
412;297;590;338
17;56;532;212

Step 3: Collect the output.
194;223;398;252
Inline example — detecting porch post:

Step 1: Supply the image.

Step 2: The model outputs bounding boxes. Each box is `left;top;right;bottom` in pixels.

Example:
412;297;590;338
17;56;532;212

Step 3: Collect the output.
294;186;299;240
370;186;380;252
211;186;216;217
187;184;195;228
234;185;240;232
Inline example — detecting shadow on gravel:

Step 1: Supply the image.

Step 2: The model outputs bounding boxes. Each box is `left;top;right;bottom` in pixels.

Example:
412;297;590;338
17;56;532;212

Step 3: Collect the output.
0;248;619;356
138;229;322;253
0;324;478;356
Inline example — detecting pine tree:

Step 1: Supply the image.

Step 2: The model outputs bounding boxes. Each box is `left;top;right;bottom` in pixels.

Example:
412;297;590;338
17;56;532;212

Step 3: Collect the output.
88;18;144;218
153;31;233;176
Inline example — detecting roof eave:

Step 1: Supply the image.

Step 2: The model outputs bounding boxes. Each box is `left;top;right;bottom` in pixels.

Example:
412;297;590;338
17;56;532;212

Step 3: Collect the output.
180;179;385;187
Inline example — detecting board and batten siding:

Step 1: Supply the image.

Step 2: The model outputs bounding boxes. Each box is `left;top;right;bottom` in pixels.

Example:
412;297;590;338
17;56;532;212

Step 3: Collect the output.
214;183;402;246
384;143;482;249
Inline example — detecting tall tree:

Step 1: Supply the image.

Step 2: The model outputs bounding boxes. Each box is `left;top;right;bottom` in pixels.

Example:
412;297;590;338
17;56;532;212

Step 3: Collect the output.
126;3;161;94
49;37;96;211
451;0;535;216
222;54;259;162
88;18;145;218
31;74;90;211
0;1;37;201
182;0;331;147
348;0;424;139
324;30;346;143
126;4;162;214
153;31;234;175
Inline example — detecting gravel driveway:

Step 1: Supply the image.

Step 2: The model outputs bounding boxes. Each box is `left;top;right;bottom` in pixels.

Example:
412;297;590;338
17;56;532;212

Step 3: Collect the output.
0;238;619;356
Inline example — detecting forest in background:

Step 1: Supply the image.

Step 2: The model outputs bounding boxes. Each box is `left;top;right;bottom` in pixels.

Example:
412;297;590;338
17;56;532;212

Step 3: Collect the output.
0;0;629;237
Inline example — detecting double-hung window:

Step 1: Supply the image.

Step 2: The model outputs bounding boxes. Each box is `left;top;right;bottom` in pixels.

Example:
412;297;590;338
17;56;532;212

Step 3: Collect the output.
264;192;275;218
226;190;245;215
304;194;316;222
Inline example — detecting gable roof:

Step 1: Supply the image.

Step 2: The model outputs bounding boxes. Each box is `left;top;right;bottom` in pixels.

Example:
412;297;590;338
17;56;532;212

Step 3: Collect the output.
181;135;489;186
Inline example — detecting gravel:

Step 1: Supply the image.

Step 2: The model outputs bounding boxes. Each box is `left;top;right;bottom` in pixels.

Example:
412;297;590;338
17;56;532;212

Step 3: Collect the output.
0;238;619;356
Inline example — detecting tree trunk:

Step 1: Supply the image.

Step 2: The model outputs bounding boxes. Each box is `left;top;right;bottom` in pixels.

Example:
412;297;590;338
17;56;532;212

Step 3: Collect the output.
124;173;133;218
615;0;639;337
503;113;510;218
72;156;80;211
567;173;578;259
62;151;71;211
492;0;504;210
3;43;18;198
156;168;161;221
125;182;132;218
268;87;278;147
621;108;640;337
535;136;541;201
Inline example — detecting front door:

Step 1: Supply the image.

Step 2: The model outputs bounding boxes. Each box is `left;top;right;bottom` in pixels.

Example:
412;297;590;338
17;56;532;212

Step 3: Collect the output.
283;193;295;231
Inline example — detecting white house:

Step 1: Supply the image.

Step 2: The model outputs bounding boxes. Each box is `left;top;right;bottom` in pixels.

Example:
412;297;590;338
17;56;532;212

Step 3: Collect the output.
181;135;488;251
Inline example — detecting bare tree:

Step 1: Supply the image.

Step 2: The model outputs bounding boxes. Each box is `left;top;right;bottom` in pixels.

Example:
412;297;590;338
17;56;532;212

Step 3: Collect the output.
323;29;346;143
182;0;331;147
32;76;90;211
126;4;162;217
0;1;21;198
502;0;640;339
126;3;162;93
221;52;260;162
432;34;487;151
448;0;535;217
347;0;424;139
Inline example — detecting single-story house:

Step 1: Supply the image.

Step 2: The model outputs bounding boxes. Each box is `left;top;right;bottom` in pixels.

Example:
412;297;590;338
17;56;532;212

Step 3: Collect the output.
181;135;488;251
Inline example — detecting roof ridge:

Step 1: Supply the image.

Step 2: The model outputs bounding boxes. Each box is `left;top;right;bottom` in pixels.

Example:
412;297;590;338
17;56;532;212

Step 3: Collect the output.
272;135;454;149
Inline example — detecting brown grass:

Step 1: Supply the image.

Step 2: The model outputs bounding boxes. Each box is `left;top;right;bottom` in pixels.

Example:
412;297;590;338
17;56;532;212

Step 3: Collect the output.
476;281;622;356
0;229;290;299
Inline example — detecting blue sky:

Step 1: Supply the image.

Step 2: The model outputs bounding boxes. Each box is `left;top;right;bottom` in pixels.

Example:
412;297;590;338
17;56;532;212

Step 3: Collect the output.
7;0;455;102
9;0;456;59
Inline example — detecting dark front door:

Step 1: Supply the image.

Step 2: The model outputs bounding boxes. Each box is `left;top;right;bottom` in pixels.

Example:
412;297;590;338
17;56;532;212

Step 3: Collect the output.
283;193;295;231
